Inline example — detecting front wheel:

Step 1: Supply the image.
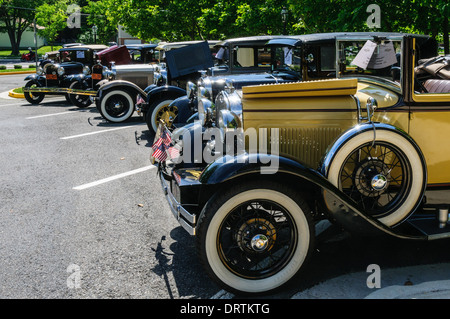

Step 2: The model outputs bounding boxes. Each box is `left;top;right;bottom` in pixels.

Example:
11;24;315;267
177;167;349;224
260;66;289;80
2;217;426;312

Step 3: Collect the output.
327;130;426;227
24;81;45;104
196;181;314;295
68;81;92;108
146;95;178;133
99;89;135;123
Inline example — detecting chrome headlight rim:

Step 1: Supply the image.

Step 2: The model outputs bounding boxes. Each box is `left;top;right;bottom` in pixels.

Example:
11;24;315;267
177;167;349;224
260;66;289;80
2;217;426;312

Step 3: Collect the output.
82;65;91;75
186;81;196;98
36;66;43;75
217;109;241;131
197;78;213;99
57;66;65;76
215;90;243;131
198;97;213;126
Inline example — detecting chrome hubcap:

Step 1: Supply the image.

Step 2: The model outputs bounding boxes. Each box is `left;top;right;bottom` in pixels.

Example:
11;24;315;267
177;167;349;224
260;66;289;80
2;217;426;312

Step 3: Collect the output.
371;174;388;191
251;234;269;251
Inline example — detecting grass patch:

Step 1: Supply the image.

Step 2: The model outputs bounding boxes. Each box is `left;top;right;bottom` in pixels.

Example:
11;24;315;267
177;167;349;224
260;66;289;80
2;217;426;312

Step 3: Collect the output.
0;46;62;58
0;68;36;73
12;87;23;93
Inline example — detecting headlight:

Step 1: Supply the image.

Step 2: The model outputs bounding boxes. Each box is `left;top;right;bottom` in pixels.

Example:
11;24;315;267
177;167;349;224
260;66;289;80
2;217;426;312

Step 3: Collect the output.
36;66;43;75
57;66;65;76
198;98;213;126
217;109;241;130
186;81;196;98
215;90;243;131
83;66;91;75
197;78;212;99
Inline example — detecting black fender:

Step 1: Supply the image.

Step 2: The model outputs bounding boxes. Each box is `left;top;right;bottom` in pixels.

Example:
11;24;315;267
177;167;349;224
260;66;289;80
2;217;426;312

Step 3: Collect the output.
196;152;427;240
146;85;186;103
65;74;87;83
24;74;45;85
96;80;147;100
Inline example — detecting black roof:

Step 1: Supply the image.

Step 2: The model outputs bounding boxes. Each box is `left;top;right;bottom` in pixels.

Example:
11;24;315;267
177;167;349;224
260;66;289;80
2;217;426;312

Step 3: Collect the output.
59;44;109;52
125;43;158;50
266;32;431;47
216;35;289;47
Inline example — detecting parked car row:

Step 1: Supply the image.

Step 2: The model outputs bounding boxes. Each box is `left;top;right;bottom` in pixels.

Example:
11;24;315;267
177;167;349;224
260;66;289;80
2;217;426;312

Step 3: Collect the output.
21;32;450;296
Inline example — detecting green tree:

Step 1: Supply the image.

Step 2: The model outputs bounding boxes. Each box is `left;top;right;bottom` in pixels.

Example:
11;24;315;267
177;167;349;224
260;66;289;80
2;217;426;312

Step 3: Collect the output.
35;1;69;50
84;0;118;43
0;0;46;55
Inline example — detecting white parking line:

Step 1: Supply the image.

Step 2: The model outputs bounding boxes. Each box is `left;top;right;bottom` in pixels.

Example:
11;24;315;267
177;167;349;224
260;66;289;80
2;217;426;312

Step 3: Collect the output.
60;125;141;140
73;165;156;190
26;111;79;119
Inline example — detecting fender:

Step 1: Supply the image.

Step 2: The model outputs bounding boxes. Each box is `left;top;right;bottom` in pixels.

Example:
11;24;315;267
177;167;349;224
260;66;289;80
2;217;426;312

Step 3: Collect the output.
320;122;427;178
96;80;147;99
24;74;45;85
197;152;427;240
65;74;86;83
146;85;186;102
142;85;187;113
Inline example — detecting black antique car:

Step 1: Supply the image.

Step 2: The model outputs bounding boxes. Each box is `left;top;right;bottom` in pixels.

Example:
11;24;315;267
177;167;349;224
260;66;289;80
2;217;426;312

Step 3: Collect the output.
22;44;108;105
126;43;159;64
156;32;450;295
141;35;297;133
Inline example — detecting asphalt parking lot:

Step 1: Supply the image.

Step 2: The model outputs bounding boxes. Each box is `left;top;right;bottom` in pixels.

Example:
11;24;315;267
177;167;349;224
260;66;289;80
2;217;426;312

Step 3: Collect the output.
0;92;221;298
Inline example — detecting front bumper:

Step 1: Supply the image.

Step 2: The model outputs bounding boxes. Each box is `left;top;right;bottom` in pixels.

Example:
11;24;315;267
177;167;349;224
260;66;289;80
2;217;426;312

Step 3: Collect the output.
159;166;202;236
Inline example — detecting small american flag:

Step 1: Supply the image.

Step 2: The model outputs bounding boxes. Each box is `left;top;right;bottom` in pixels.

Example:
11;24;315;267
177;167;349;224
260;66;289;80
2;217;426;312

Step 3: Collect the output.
167;145;180;159
136;95;145;105
161;129;172;146
151;139;168;162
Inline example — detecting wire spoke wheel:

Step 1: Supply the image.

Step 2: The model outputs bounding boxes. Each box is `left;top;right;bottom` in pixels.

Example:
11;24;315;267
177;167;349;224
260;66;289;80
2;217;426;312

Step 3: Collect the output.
217;200;297;279
339;141;412;219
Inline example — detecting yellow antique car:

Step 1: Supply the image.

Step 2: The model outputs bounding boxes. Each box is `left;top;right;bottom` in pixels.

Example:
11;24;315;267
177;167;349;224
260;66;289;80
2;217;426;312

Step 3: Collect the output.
156;32;450;295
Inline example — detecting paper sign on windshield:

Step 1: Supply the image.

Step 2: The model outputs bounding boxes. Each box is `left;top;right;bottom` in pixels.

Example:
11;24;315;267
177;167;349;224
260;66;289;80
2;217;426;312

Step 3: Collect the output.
352;40;397;70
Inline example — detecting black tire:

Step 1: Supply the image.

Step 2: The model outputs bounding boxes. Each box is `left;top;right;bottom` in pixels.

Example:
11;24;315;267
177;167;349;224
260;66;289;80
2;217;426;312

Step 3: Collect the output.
145;93;185;133
327;130;425;226
196;180;315;295
68;81;92;108
24;80;45;105
98;89;135;123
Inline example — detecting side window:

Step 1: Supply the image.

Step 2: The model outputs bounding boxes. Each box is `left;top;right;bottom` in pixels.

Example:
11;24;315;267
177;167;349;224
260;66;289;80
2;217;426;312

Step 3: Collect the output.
235;47;254;67
234;46;271;68
414;55;450;95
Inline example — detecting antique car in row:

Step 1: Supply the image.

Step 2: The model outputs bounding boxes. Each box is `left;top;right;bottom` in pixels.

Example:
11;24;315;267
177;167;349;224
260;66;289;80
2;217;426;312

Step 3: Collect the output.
156;32;450;295
65;44;159;108
22;44;108;105
141;35;298;133
93;40;218;124
162;34;339;158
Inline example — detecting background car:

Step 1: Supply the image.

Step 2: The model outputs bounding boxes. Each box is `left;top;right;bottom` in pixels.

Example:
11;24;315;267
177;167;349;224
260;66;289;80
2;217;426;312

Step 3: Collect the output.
93;40;218;124
22;44;108;105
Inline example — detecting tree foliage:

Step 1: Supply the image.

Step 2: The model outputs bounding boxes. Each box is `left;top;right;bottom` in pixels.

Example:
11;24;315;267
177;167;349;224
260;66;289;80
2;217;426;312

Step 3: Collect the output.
35;1;70;49
0;0;46;54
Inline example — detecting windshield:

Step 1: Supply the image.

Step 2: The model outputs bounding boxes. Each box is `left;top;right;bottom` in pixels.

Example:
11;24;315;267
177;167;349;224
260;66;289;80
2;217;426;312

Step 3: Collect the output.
273;46;301;75
337;39;402;82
